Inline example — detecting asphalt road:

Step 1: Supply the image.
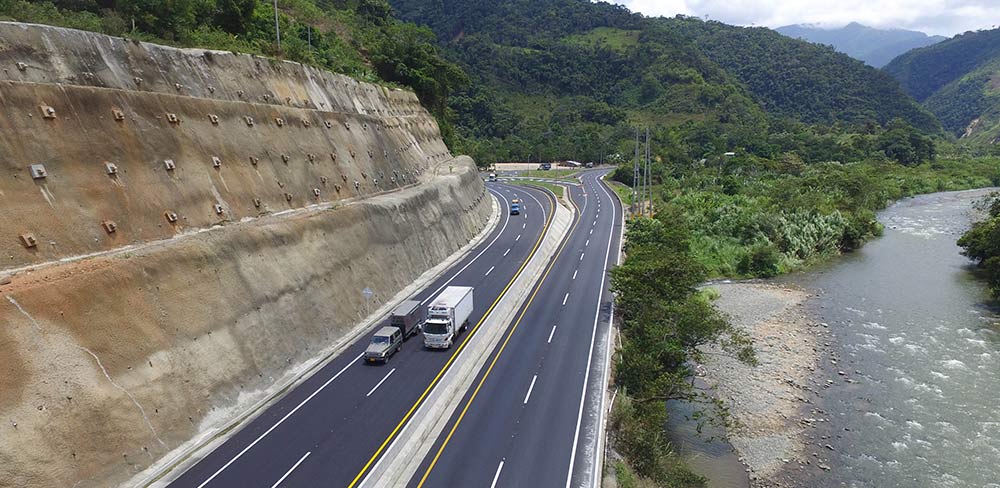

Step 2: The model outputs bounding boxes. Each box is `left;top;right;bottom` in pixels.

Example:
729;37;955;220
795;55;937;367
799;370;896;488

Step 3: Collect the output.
166;181;556;488
408;170;623;488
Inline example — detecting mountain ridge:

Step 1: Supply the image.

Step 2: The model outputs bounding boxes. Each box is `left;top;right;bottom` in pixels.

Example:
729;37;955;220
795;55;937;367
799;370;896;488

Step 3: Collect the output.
776;22;945;67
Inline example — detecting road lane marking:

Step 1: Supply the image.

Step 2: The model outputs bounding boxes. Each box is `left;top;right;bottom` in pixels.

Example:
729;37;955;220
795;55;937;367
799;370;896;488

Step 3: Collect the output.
490;461;505;488
562;293;569;306
352;186;556;488
415;175;582;488
516;234;521;241
548;325;557;343
503;248;510;257
589;229;593;235
580;252;585;261
566;173;618;488
523;375;538;404
572;269;578;280
367;368;396;397
592;173;625;488
585;239;589;247
420;189;511;306
523;223;526;229
485;266;495;276
195;353;362;488
269;452;311;488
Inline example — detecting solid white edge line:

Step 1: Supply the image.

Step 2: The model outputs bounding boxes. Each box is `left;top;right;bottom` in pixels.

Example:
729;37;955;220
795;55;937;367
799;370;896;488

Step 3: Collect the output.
591;174;625;488
356;184;552;488
548;325;557;344
269;451;311;488
523;375;538;404
490;460;505;488
366;368;396;397
565;172;617;488
196;353;362;488
485;266;495;276
420;189;512;306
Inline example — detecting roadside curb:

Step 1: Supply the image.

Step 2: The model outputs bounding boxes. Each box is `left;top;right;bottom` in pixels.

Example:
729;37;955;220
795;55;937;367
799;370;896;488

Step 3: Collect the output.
130;169;500;488
363;194;575;488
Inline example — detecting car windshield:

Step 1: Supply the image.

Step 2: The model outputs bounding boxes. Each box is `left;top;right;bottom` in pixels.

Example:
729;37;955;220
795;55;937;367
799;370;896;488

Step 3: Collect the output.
424;321;448;334
372;336;390;345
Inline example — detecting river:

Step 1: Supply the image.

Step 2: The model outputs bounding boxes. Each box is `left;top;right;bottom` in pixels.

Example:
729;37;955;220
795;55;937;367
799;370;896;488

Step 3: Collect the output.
672;188;1000;487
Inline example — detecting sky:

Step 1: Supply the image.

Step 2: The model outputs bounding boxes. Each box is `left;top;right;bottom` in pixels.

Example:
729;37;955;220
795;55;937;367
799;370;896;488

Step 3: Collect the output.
615;0;1000;36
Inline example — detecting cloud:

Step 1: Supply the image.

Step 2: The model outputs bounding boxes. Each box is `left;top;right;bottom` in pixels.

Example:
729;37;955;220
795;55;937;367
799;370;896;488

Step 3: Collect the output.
613;0;999;36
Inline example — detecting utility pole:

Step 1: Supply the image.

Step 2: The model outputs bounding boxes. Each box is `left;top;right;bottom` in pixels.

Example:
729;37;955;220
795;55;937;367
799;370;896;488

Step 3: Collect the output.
308;25;312;51
645;128;652;216
273;0;281;53
632;128;640;216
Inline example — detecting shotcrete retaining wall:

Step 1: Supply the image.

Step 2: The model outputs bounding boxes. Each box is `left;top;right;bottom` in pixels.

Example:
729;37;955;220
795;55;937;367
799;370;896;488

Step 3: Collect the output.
0;23;490;487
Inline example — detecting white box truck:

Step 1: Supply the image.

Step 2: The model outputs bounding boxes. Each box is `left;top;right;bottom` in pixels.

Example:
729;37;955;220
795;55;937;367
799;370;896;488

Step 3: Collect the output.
423;286;474;349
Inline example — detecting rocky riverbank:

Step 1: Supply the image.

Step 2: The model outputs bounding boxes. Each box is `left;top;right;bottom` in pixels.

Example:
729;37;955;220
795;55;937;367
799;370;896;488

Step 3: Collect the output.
697;282;839;487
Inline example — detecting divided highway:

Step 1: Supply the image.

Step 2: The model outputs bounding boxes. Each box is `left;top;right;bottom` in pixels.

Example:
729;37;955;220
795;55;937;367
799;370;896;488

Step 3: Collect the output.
166;181;556;488
409;170;624;488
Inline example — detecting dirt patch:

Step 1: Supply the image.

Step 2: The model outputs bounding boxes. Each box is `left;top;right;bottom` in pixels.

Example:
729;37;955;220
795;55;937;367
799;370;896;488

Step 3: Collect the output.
698;282;834;487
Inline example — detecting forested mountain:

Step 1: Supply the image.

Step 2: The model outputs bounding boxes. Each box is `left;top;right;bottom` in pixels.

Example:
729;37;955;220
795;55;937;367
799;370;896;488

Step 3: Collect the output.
776;22;945;68
884;27;1000;144
390;0;941;164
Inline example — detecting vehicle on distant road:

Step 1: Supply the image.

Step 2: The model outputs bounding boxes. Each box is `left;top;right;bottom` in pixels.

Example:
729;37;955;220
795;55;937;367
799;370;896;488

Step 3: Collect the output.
538;162;551;170
423;286;474;349
390;300;426;339
365;326;403;363
487;172;498;181
510;198;521;215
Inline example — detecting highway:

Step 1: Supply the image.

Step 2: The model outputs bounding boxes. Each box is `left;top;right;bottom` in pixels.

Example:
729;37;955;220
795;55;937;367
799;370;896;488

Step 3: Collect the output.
409;170;623;488
166;181;556;488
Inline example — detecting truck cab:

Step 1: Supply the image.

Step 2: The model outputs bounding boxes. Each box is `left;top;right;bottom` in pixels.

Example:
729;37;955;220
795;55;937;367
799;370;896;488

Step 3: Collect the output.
365;326;403;363
487;172;498;182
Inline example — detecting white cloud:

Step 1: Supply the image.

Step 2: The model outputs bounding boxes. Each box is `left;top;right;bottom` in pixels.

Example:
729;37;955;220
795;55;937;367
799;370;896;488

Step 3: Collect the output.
613;0;1000;36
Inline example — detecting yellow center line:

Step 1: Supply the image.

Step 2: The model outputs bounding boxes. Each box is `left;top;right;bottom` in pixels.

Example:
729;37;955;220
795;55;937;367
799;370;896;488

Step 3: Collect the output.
347;186;558;488
416;184;584;487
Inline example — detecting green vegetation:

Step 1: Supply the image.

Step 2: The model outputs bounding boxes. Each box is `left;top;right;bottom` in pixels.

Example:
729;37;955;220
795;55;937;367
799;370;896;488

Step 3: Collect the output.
609;215;755;487
507;180;564;199
884;27;1000;145
958;192;1000;300
389;0;944;166
0;0;467;140
615;155;1000;277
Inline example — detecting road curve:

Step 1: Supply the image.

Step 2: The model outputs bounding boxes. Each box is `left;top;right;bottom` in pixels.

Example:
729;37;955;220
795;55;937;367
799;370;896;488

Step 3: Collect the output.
165;181;556;488
409;170;624;488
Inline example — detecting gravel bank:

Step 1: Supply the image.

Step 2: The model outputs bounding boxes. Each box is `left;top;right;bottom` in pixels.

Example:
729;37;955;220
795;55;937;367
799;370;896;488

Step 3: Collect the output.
697;282;835;487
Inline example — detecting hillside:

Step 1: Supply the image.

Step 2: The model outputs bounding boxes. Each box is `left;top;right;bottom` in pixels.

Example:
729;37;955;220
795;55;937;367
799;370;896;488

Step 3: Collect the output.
776;22;945;68
0;0;467;136
389;0;942;164
884;27;1000;144
670;18;940;133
